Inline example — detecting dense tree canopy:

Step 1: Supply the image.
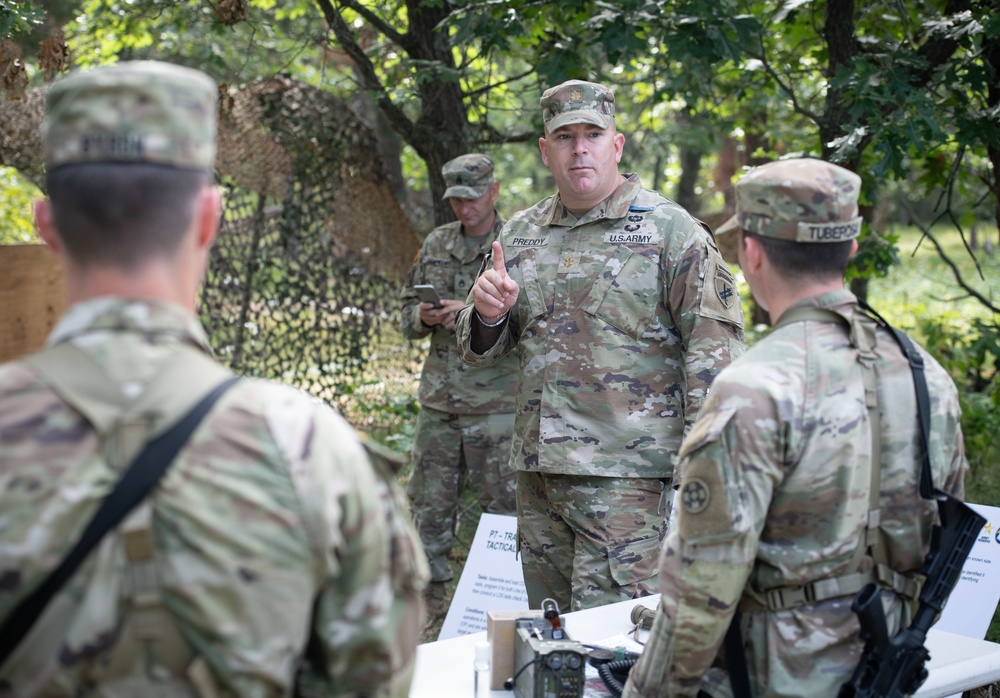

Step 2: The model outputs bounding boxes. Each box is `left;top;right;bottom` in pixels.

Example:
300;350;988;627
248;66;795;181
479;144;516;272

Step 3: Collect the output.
2;0;999;300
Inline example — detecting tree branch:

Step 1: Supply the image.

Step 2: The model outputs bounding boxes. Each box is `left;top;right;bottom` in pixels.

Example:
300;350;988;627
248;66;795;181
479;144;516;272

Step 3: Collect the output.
464;68;535;99
481;125;538;145
330;0;407;48
745;42;820;125
313;0;415;143
898;197;1000;315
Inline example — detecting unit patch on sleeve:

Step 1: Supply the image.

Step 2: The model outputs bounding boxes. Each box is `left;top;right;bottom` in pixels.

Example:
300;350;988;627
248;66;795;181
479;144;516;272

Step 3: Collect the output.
681;477;710;514
700;253;742;325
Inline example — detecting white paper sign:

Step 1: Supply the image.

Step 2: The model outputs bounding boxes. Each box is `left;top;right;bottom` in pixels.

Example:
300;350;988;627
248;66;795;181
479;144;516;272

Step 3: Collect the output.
437;512;529;641
934;502;1000;640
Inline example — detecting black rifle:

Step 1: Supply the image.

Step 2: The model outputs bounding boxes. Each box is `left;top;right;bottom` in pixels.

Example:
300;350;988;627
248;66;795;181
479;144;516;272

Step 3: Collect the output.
839;495;984;697
840;302;986;698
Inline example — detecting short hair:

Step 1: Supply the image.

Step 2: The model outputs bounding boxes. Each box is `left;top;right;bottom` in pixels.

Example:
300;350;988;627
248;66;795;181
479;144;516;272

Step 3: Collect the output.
45;163;209;268
743;230;854;282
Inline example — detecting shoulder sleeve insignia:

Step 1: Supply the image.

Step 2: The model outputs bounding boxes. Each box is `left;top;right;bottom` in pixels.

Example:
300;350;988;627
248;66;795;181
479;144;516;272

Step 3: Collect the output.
700;252;743;325
680;477;710;514
715;265;736;309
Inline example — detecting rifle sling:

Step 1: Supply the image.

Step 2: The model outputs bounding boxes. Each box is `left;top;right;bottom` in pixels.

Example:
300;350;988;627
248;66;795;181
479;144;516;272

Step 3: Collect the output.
0;375;240;668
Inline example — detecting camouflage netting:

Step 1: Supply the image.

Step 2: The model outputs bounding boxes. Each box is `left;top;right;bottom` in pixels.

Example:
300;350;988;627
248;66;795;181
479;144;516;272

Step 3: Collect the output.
0;74;426;433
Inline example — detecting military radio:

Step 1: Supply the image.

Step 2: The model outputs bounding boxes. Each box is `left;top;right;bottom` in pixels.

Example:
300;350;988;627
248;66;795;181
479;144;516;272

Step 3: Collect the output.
508;599;586;698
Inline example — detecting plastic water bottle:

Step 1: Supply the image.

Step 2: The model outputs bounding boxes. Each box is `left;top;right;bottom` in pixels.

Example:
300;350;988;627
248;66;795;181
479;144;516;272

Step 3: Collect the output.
474;641;491;697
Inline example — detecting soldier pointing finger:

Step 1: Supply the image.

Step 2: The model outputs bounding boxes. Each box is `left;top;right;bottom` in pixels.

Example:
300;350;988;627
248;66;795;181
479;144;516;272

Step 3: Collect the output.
456;79;745;612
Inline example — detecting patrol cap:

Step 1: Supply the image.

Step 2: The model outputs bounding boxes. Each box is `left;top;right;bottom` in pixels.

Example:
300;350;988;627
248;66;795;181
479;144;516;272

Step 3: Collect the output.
715;158;863;244
43;60;217;171
540;79;615;133
442;153;495;200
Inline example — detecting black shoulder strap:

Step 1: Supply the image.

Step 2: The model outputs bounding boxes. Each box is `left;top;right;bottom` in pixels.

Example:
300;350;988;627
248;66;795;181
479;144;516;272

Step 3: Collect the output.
0;375;240;667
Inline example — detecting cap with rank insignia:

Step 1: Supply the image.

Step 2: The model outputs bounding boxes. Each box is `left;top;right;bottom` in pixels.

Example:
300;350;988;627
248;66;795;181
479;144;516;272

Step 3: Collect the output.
540;79;615;133
714;158;863;260
43;60;217;172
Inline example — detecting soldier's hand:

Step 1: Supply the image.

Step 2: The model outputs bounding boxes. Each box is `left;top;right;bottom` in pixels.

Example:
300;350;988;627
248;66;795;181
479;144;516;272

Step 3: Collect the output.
473;241;519;322
419;298;465;329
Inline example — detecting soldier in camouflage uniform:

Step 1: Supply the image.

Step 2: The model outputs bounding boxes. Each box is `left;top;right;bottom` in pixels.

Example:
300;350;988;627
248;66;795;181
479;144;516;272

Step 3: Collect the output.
455;80;745;611
622;159;968;697
401;154;519;585
0;61;427;697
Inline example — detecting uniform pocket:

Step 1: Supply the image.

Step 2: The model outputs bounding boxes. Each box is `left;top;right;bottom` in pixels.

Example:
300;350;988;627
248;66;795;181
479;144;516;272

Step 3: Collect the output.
607;533;662;590
512;247;549;322
583;246;660;338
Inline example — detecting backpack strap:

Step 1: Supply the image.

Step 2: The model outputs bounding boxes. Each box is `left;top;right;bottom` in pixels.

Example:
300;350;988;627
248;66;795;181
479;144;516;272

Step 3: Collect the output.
1;341;238;691
741;305;920;613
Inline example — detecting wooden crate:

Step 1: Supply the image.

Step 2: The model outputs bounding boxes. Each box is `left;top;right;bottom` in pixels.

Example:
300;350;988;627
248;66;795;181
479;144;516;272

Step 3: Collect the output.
0;244;65;363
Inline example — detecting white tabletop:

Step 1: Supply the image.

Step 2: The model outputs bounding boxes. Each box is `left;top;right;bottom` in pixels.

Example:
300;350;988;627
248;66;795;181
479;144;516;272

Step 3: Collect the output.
411;595;1000;697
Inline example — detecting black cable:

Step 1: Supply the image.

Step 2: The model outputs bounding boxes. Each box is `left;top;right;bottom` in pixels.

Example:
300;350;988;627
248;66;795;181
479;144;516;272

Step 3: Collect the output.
597;658;638;697
503;657;544;691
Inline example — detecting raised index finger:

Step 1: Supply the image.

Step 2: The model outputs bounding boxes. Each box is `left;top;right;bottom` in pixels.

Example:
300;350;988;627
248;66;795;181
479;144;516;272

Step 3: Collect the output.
491;241;506;274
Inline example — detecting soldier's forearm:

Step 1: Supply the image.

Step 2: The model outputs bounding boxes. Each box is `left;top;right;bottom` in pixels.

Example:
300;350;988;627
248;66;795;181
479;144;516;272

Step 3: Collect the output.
470;310;506;354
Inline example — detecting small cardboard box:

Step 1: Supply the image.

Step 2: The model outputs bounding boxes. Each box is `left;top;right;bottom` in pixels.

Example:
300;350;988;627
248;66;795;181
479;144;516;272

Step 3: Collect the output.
487;609;545;690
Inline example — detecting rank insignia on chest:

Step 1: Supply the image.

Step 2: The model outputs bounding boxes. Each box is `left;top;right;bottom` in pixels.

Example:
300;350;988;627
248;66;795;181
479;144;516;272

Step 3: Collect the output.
715;267;736;309
681;478;710;514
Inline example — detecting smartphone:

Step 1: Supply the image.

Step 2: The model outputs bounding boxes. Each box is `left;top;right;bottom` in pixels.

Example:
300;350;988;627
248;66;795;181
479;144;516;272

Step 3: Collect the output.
414;284;443;308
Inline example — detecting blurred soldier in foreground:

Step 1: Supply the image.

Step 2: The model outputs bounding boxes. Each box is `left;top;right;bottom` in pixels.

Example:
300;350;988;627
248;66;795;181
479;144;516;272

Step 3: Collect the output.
400;154;519;591
0;60;426;697
622;159;967;697
456;79;745;611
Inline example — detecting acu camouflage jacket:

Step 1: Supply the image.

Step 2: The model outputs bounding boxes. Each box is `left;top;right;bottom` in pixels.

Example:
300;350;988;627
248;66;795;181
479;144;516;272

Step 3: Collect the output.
0;298;427;698
624;289;968;698
401;213;519;415
456;174;745;479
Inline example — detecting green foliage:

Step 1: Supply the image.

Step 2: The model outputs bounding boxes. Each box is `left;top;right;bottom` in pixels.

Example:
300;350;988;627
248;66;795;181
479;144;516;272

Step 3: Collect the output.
0;166;40;244
65;0;329;85
920;317;1000;477
0;0;42;40
847;227;900;284
920;315;1000;644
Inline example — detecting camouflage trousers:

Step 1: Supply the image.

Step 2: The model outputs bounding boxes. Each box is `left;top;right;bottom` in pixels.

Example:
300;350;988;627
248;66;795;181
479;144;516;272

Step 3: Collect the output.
516;471;667;611
407;406;516;582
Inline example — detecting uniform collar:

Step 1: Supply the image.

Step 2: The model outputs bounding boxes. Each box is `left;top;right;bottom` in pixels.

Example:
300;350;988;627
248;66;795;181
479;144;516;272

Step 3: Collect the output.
444;210;506;260
784;288;859;316
537;173;642;227
48;297;213;352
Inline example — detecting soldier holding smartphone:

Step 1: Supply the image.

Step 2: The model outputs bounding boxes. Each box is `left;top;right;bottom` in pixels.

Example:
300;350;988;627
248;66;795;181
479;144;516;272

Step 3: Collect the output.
400;154;520;612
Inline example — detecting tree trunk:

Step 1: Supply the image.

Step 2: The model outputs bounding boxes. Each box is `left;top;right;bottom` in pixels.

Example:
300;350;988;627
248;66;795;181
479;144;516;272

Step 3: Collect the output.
315;0;473;226
676;147;702;215
984;14;1000;244
821;0;859;166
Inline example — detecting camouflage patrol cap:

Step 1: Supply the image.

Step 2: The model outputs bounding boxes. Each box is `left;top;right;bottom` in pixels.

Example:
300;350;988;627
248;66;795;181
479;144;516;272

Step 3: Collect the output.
715;158;863;245
43;60;217;171
540;79;615;132
442;153;495;200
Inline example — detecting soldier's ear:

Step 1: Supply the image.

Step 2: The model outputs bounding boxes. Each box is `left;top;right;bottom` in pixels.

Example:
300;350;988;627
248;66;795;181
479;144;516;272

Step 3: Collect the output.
539;136;550;167
193;186;222;251
34;199;62;256
740;232;765;273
